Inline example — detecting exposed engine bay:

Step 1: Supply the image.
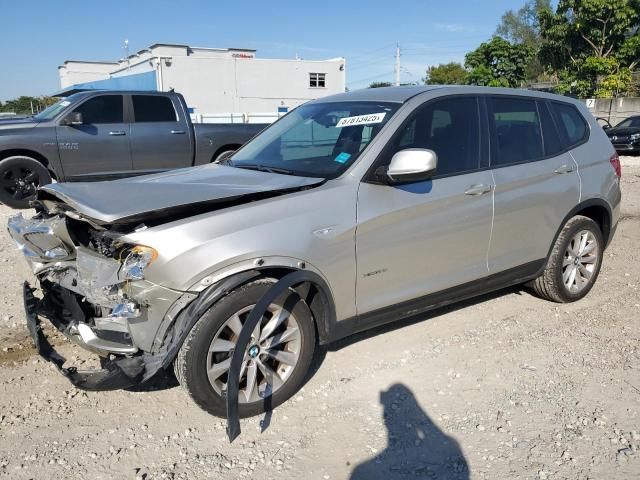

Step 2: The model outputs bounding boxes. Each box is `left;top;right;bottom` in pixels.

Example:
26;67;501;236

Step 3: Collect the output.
8;201;163;357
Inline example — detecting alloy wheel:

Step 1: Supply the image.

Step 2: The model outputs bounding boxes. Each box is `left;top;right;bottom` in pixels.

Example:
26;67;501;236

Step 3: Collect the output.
206;304;302;403
562;229;599;293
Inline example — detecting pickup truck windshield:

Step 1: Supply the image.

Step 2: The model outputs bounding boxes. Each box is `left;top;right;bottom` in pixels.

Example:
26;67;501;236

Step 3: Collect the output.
33;94;83;121
231;101;400;179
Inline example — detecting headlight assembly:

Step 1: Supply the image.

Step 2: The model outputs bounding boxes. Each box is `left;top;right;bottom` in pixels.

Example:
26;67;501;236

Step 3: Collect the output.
120;245;158;280
631;133;640;142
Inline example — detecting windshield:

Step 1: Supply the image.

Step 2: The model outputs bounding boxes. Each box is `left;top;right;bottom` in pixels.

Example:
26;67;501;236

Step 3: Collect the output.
33;94;81;121
615;116;640;128
231;101;400;179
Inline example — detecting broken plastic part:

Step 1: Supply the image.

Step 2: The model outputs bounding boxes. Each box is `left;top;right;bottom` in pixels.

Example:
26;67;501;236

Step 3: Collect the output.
23;282;144;390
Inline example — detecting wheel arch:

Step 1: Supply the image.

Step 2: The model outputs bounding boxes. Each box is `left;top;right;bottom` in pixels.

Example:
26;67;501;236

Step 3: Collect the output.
0;149;57;179
547;198;614;262
255;266;337;345
158;266;337;366
211;144;241;163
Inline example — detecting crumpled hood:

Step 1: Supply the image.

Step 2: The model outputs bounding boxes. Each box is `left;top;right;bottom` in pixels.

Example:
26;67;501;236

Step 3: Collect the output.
39;164;324;225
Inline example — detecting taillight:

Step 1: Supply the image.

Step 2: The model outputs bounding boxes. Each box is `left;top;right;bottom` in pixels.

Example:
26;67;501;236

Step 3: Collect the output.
610;153;621;178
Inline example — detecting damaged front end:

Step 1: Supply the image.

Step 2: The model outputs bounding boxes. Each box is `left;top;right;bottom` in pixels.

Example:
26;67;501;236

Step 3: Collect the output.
8;208;182;390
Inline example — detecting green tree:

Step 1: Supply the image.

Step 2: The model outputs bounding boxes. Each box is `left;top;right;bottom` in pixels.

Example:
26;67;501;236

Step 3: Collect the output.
424;62;467;85
0;96;58;115
464;37;533;87
368;81;392;88
496;0;551;80
538;0;640;97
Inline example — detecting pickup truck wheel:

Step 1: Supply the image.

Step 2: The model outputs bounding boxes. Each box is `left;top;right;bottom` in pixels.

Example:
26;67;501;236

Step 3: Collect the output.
530;215;604;303
213;149;236;164
0;156;52;209
175;279;316;418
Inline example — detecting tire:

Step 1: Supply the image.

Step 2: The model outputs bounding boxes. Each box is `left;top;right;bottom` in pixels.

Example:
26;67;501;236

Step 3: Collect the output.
530;215;604;303
175;279;316;418
0;156;52;209
213;149;236;164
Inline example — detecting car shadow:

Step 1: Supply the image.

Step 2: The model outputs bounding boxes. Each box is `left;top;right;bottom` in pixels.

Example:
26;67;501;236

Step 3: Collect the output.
124;367;179;393
350;383;469;480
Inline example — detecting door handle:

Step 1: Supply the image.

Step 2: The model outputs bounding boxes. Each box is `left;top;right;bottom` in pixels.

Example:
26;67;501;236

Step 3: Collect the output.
170;130;186;135
109;131;126;136
464;184;492;196
554;164;574;174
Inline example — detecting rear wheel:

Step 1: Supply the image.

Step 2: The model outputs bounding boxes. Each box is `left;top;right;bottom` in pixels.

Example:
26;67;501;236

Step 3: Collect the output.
0;156;52;209
175;279;316;418
530;215;604;303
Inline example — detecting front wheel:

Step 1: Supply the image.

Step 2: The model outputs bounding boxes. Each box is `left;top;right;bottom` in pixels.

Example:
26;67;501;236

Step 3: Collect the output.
174;279;316;418
0;156;52;209
530;215;604;303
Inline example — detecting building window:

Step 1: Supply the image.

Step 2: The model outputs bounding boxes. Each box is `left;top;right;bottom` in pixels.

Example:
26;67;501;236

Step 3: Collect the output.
309;73;326;88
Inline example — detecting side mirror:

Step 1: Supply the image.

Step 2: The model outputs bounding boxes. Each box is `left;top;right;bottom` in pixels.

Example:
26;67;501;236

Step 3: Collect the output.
63;112;83;125
379;149;438;185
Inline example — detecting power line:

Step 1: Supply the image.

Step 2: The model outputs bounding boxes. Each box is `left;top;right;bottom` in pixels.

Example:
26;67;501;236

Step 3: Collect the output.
347;70;395;86
346;43;396;62
348;56;393;72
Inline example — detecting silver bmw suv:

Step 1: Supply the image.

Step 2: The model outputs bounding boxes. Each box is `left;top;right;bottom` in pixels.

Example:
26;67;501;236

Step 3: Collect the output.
9;86;621;419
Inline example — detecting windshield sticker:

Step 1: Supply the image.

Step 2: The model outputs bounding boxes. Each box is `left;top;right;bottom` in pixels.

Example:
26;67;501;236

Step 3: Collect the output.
60;101;71;107
334;152;352;164
336;112;386;128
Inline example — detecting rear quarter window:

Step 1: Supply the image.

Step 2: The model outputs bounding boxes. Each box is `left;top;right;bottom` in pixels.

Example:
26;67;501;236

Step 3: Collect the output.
550;102;589;148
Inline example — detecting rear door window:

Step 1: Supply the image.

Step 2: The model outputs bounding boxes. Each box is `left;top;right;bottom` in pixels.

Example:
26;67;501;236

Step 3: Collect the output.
489;97;544;166
132;95;178;122
74;95;124;124
538;101;564;156
550;102;588;147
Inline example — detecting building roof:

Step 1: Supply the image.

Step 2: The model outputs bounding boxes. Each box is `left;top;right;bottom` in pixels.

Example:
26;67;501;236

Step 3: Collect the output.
58;60;119;68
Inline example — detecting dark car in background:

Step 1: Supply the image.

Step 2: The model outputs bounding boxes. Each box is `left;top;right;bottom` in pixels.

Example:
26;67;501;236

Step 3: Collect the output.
604;115;640;154
0;91;267;208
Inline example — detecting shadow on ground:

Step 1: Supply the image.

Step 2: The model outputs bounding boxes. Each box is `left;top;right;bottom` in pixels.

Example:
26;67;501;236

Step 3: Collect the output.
350;384;469;480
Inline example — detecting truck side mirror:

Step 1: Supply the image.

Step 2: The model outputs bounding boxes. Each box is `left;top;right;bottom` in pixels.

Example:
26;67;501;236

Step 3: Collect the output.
63;112;83;125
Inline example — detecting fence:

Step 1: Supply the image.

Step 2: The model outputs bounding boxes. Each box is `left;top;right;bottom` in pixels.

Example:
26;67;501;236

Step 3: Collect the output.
584;97;640;125
190;112;284;124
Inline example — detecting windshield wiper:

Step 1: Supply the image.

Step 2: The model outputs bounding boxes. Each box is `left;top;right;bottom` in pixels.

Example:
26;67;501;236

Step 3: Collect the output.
233;164;296;176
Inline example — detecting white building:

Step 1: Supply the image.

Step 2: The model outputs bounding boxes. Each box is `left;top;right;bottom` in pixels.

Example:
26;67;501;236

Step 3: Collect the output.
57;43;346;120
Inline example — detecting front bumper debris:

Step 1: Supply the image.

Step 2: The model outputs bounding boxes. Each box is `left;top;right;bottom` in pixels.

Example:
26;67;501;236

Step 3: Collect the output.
24;282;145;391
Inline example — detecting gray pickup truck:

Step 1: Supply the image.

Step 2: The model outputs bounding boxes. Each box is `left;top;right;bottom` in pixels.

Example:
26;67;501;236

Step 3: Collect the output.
0;90;267;208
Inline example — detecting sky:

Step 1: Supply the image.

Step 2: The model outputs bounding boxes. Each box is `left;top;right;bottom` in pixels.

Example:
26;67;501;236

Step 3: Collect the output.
0;0;528;102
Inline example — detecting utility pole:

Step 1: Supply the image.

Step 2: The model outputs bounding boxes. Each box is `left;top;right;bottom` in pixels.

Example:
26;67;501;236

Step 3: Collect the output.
124;39;130;70
394;43;401;86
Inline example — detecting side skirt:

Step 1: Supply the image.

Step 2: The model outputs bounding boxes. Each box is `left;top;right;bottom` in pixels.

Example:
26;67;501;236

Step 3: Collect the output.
326;259;545;344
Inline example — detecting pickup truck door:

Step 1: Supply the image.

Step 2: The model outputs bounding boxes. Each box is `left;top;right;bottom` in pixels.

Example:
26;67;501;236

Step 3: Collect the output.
129;94;193;173
355;96;494;316
55;94;132;180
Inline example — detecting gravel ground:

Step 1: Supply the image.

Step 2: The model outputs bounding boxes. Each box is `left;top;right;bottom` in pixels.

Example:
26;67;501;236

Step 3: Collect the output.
0;162;639;479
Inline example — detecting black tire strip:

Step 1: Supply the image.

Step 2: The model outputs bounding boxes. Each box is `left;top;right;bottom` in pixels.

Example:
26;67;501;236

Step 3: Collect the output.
226;270;315;442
